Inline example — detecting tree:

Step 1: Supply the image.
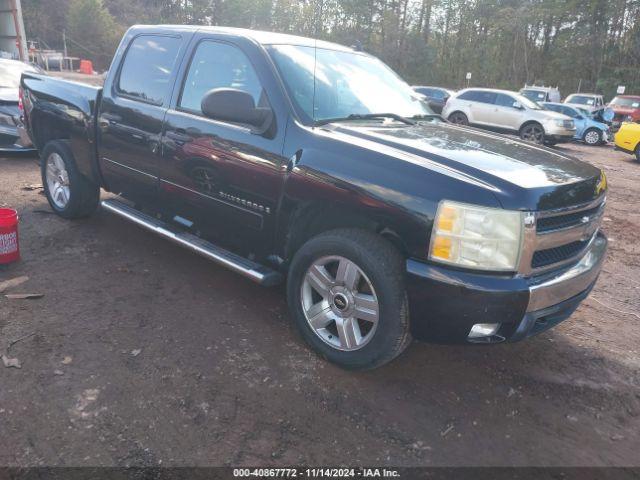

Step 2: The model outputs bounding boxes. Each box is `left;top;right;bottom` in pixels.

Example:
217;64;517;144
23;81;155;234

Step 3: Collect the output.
20;0;640;99
66;0;122;69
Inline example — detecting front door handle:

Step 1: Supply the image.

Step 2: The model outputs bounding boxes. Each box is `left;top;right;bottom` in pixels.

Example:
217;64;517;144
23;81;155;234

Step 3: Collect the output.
98;118;116;130
166;131;191;145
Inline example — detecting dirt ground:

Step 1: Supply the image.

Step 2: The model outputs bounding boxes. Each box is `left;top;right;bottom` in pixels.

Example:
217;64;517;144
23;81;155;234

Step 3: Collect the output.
0;142;639;468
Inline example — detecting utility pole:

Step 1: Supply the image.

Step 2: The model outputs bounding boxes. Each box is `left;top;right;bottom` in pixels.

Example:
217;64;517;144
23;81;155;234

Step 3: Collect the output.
63;29;68;58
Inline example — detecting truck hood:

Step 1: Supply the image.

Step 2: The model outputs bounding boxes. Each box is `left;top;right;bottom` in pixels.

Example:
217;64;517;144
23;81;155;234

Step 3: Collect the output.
611;106;639;116
325;120;604;210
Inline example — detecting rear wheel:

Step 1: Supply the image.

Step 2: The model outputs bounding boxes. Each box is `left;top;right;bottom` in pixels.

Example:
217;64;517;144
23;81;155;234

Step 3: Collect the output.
287;229;411;370
41;140;100;219
448;112;469;125
583;128;602;146
520;123;545;144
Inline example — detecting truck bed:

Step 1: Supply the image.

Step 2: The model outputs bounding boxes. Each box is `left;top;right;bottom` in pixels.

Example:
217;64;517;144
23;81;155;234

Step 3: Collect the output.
21;72;103;182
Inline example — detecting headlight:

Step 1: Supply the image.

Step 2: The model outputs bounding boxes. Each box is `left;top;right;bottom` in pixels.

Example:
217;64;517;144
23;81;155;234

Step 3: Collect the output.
554;119;573;128
429;200;525;271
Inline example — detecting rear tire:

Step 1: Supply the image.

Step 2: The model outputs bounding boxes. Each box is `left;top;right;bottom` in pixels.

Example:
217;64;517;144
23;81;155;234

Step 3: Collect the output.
448;112;469;125
287;228;411;370
583;128;602;146
41;140;100;219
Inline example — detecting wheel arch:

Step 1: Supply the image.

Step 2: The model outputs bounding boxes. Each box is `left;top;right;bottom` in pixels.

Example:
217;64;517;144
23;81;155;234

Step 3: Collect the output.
282;201;409;265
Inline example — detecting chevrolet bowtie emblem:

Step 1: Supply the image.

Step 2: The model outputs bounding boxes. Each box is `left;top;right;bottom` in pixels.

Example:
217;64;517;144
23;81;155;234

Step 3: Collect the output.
581;216;590;224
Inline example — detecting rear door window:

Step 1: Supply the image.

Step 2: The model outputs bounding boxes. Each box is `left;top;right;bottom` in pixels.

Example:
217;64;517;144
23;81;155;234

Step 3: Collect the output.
474;91;497;104
117;35;182;106
458;90;495;103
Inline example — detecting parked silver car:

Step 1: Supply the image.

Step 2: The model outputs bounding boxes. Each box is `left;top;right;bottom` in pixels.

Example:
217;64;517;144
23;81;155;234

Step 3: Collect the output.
443;88;576;145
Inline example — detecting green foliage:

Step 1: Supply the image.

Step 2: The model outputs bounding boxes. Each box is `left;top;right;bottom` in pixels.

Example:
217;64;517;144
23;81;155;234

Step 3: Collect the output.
21;0;640;98
66;0;122;68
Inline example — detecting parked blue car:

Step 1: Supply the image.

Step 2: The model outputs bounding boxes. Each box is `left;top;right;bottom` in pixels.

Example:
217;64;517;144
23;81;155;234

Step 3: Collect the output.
541;102;611;145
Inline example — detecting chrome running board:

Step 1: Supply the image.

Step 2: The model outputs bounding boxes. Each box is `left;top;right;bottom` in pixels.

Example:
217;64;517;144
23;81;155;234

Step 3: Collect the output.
101;199;282;287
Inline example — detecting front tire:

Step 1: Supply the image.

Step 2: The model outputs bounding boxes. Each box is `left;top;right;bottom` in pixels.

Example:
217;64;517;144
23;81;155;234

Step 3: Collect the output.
287;229;411;370
448;112;469;125
520;123;545;144
41;140;100;219
583;128;602;146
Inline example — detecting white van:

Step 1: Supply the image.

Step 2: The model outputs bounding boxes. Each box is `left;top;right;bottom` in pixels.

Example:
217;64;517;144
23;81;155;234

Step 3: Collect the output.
520;85;561;103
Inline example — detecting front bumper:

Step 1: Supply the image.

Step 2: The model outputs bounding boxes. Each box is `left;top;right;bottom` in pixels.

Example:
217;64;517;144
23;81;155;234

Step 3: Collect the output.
406;233;607;343
545;124;576;142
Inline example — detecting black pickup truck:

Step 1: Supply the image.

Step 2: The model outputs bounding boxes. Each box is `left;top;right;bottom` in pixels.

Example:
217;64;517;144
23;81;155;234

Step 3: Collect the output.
21;25;608;369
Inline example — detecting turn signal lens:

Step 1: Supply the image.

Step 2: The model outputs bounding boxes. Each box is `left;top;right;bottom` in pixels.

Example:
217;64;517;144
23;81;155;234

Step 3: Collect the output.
429;200;525;271
436;205;457;232
432;236;452;259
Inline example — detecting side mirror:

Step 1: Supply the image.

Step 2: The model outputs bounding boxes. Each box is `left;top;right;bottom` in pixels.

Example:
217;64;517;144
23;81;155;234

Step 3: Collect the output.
201;88;271;127
512;101;523;109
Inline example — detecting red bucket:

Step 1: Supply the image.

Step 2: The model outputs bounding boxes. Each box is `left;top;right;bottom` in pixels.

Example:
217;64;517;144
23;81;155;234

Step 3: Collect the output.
0;208;20;264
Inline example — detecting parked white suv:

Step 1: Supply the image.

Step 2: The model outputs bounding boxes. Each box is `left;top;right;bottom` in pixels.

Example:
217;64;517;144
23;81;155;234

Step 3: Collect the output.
443;88;576;145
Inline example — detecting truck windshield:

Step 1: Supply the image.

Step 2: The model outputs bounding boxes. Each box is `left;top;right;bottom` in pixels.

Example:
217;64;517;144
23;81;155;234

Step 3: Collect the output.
567;95;596;106
514;93;543;110
609;97;640;108
521;89;547;102
267;44;433;124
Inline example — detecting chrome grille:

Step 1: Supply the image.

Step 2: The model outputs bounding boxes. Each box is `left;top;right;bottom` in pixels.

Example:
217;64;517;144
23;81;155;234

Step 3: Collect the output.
518;196;605;275
536;204;603;232
531;240;590;269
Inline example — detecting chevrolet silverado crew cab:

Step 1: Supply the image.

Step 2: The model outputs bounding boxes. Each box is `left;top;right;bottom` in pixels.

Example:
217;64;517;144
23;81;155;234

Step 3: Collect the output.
21;26;608;370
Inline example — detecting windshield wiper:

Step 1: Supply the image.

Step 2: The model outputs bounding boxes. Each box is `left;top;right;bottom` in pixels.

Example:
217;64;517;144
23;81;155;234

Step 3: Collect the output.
314;113;415;126
409;113;442;121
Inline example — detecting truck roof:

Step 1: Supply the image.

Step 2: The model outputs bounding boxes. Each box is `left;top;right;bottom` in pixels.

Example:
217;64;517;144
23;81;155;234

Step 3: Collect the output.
567;93;602;97
129;24;355;52
522;86;558;91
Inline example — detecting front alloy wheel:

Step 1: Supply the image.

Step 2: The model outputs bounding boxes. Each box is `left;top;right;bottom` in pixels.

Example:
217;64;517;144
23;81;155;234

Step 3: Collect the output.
287;229;411;370
583;128;602;146
448;112;469;125
520;123;545;144
301;255;379;351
